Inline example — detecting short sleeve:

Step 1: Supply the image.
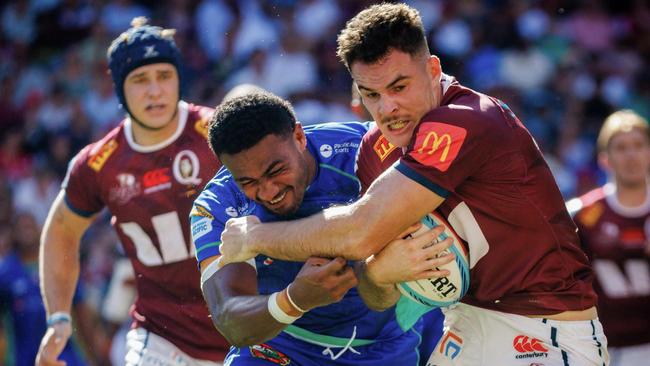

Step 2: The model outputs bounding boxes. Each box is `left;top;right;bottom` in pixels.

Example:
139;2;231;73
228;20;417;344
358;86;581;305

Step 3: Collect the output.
62;146;105;217
397;115;491;195
190;183;240;263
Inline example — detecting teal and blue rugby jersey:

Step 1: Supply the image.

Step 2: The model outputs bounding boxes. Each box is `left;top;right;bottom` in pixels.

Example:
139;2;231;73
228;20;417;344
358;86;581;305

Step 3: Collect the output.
191;121;414;347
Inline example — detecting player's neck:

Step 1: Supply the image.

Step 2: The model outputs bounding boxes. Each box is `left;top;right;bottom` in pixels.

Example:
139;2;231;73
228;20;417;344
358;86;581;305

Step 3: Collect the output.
130;113;180;146
614;180;648;207
305;150;317;186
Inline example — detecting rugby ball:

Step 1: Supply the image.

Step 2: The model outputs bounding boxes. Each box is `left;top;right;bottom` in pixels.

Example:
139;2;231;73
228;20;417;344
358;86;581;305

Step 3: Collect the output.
397;212;470;308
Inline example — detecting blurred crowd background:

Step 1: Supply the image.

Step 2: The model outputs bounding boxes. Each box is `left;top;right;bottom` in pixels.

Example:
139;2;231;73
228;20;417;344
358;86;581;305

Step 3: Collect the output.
0;0;648;364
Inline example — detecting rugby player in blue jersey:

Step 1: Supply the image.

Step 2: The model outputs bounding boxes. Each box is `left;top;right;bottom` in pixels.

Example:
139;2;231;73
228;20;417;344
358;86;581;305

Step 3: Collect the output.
191;91;451;365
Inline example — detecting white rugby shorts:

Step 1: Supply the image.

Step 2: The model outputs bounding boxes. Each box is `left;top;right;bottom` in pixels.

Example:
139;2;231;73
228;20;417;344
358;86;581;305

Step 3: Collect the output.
125;327;224;366
425;303;609;366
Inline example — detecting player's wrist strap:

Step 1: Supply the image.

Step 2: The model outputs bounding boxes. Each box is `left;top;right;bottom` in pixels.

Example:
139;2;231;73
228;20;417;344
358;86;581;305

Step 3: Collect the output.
268;292;301;324
286;283;308;313
47;312;71;327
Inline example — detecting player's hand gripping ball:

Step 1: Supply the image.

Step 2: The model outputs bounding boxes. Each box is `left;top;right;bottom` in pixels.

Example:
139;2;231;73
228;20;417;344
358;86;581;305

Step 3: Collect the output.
398;213;470;308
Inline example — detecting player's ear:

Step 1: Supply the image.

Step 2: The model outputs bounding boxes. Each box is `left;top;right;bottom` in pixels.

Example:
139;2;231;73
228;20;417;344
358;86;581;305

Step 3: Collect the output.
597;151;611;171
427;55;441;81
294;122;307;150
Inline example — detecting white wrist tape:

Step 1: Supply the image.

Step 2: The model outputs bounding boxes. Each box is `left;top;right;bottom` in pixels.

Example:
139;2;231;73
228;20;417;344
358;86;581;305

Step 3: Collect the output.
267;292;301;324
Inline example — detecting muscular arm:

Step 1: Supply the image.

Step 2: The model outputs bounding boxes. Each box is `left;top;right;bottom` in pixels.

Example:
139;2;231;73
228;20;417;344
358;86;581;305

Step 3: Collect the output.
222;168;444;262
39;191;94;317
200;257;286;347
354;260;400;311
200;254;357;347
37;191;95;366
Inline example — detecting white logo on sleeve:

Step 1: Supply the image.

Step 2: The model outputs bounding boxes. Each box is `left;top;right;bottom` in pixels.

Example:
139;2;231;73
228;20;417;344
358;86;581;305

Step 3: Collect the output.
191;218;212;240
225;207;238;217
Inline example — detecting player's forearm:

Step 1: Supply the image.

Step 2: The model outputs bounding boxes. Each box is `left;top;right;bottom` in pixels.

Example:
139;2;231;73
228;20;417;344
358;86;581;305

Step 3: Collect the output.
202;277;289;347
39;229;81;316
216;295;289;347
252;203;385;261
354;261;400;311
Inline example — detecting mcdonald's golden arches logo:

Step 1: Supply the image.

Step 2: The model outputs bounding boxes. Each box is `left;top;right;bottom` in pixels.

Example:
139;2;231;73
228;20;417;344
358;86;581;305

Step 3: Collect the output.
411;123;467;172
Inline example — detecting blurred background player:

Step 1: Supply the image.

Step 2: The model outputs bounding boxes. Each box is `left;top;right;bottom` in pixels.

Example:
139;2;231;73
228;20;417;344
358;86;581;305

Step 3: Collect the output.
0;212;108;366
35;17;228;366
568;110;650;366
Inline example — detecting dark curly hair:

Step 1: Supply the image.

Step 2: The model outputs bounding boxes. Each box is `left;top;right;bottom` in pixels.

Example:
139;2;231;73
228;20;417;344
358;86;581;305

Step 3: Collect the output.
336;3;428;70
208;91;297;156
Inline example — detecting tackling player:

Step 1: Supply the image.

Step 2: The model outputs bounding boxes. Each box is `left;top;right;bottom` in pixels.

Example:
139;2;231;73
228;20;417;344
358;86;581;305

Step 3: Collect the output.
352;82;444;366
36;18;229;366
192;91;449;365
569;110;650;366
219;4;609;365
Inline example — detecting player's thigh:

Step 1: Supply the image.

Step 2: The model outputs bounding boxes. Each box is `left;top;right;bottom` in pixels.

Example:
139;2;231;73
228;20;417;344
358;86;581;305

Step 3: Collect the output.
425;304;609;366
125;327;223;366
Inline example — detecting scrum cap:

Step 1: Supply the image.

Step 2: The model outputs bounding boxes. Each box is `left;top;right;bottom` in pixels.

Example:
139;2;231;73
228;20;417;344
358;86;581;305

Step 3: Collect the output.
107;17;183;114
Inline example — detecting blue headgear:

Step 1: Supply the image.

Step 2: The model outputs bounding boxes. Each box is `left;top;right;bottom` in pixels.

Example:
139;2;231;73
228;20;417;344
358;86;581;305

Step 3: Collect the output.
107;17;184;115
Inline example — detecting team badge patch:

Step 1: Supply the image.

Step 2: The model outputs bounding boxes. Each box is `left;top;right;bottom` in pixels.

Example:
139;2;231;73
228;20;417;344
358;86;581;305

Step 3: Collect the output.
88;139;118;172
410;122;466;172
373;134;397;162
190;205;213;219
249;343;290;365
194;118;209;138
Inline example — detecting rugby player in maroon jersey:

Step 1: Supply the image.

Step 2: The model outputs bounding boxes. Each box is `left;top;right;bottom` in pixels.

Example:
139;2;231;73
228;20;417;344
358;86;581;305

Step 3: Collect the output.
36;18;228;366
569;110;650;366
218;4;609;365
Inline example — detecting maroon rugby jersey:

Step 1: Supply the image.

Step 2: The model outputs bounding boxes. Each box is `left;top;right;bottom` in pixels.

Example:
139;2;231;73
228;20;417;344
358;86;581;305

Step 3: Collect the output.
63;101;229;360
356;125;402;193
361;76;596;315
572;184;650;347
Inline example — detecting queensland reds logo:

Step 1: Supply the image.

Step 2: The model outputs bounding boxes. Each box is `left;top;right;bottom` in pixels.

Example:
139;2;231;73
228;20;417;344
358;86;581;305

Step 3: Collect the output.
410;122;466;172
109;173;141;204
173;150;201;186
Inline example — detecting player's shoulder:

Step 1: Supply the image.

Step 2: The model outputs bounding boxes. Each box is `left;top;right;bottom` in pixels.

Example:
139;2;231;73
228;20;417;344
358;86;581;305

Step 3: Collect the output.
184;102;215;140
304;121;371;141
566;185;608;223
193;167;248;217
75;122;125;173
359;124;400;163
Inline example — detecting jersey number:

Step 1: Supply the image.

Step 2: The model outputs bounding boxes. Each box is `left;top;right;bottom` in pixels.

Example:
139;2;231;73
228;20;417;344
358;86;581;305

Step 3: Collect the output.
120;211;195;266
593;259;650;298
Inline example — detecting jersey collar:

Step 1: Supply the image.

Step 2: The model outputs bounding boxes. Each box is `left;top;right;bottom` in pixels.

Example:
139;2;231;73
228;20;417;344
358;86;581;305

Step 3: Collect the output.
604;182;650;217
124;100;189;153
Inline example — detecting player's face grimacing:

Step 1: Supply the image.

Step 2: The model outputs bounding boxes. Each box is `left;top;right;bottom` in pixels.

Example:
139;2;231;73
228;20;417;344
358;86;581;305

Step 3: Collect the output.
351;49;442;148
124;62;180;130
221;125;313;216
604;128;650;188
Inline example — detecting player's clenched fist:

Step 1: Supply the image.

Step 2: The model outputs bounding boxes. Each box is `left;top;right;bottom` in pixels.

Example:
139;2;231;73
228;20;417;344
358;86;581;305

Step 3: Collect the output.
35;322;72;366
287;257;358;311
220;215;261;265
